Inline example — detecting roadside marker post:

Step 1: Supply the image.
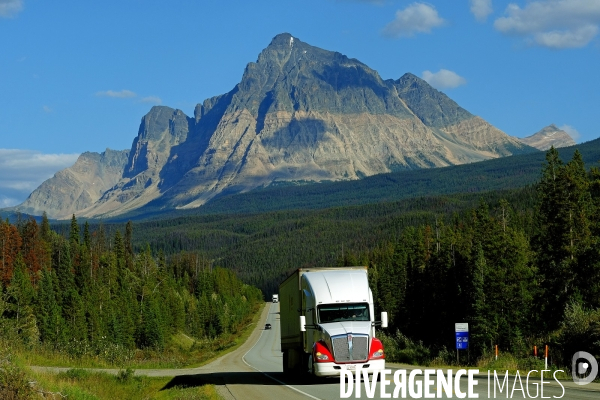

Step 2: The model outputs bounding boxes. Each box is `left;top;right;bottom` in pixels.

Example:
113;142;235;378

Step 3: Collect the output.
495;345;498;361
455;323;469;364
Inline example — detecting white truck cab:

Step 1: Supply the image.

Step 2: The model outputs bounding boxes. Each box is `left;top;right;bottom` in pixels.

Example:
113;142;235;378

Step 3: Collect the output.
279;267;387;377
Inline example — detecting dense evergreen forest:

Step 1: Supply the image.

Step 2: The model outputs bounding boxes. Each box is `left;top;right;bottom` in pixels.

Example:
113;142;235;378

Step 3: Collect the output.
127;185;538;296
367;148;600;366
0;215;262;359
123;147;599;365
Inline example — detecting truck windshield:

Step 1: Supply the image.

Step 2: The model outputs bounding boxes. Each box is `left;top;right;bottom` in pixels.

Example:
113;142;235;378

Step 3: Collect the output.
317;303;370;323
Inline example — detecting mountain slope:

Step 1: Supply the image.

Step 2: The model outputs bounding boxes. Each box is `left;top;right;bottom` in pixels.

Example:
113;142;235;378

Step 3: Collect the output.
15;149;129;217
14;33;534;219
115;136;600;221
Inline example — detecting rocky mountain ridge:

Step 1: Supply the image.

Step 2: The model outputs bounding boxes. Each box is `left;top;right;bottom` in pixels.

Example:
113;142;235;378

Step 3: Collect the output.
16;33;538;219
520;124;575;150
18;149;129;218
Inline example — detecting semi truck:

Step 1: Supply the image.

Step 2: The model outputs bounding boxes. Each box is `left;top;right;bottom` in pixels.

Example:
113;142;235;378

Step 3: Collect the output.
272;294;279;303
279;267;387;377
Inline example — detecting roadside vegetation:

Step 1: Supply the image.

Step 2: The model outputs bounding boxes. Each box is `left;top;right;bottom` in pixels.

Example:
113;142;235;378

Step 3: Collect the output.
0;214;262;397
1;362;220;399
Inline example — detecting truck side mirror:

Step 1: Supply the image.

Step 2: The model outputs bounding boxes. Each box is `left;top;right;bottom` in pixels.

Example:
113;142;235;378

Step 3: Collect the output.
381;312;388;328
300;315;306;332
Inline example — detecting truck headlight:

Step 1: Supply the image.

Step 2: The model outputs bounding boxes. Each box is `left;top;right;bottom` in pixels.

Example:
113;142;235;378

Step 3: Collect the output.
371;349;384;358
313;341;333;363
369;338;385;359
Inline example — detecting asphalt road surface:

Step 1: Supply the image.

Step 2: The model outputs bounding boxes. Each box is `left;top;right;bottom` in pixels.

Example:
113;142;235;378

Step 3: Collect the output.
31;302;600;399
231;302;599;400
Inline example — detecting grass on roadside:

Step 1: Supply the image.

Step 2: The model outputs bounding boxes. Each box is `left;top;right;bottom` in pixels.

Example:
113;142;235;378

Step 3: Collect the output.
380;330;573;381
2;303;267;399
16;302;265;370
28;368;220;400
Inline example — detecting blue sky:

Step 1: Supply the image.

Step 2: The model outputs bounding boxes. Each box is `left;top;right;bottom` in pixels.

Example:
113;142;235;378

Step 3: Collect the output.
1;0;599;206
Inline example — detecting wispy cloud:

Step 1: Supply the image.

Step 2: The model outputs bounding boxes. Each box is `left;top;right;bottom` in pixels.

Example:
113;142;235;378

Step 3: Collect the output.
95;89;137;98
381;3;445;38
470;0;493;22
0;149;79;207
422;69;467;89
558;124;580;141
140;96;162;104
42;105;52;113
494;0;600;49
0;0;23;18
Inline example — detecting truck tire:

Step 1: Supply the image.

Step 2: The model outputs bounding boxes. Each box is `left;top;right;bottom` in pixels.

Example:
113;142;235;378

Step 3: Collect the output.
299;352;312;381
282;350;290;375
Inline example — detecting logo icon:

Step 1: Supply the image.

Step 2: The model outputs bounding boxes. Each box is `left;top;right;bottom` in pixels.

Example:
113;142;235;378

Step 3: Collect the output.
572;351;598;385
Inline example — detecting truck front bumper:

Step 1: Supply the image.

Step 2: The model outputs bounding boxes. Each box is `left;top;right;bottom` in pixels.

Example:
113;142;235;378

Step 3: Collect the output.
313;359;385;377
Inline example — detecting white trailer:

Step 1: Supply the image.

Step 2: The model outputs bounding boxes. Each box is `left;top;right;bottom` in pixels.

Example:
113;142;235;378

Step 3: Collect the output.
279;267;387;377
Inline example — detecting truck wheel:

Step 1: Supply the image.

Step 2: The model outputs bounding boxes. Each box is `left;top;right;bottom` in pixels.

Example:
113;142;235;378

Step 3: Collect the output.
283;350;290;375
300;352;312;381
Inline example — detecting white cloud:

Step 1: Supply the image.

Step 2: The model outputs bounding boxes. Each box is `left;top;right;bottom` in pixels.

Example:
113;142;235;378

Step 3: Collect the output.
0;0;23;18
534;25;598;48
422;69;467;89
558;124;580;141
95;89;137;98
0;195;19;208
470;0;493;22
381;3;445;38
494;0;600;49
140;96;162;104
0;149;79;207
42;105;52;113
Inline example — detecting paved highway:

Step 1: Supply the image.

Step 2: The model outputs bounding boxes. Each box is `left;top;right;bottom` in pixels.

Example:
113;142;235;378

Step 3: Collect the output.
30;302;600;399
236;302;599;399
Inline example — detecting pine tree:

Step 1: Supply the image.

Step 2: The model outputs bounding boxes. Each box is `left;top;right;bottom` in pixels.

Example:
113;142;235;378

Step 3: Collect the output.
125;221;134;270
5;255;39;344
469;244;492;354
0;220;22;285
36;269;64;344
40;211;52;243
69;214;80;246
535;148;594;329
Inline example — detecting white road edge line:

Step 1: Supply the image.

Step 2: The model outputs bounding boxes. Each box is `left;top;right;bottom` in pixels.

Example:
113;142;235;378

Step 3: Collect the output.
242;304;323;400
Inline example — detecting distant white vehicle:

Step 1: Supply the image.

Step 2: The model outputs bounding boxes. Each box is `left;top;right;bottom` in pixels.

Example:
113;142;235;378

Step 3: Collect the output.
279;267;388;378
272;294;279;303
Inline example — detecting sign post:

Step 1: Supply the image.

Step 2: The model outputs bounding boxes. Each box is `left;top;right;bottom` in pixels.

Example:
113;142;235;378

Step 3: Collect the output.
455;323;469;365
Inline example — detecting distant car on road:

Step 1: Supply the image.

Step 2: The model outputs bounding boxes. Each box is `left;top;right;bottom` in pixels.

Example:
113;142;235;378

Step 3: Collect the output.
265;323;272;330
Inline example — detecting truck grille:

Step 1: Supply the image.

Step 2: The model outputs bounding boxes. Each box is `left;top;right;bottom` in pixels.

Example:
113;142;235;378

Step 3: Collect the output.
332;334;369;362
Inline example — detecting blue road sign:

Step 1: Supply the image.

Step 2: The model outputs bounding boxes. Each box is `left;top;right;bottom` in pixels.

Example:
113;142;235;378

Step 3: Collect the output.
456;331;469;349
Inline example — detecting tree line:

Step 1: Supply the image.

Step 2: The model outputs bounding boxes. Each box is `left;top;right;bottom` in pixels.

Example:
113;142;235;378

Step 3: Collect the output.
0;216;262;356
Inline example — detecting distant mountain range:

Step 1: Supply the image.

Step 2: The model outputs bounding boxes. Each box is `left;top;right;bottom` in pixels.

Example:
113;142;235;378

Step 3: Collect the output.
11;33;575;220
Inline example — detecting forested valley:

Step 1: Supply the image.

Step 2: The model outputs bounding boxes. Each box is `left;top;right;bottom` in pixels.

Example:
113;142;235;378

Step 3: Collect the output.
2;147;600;371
